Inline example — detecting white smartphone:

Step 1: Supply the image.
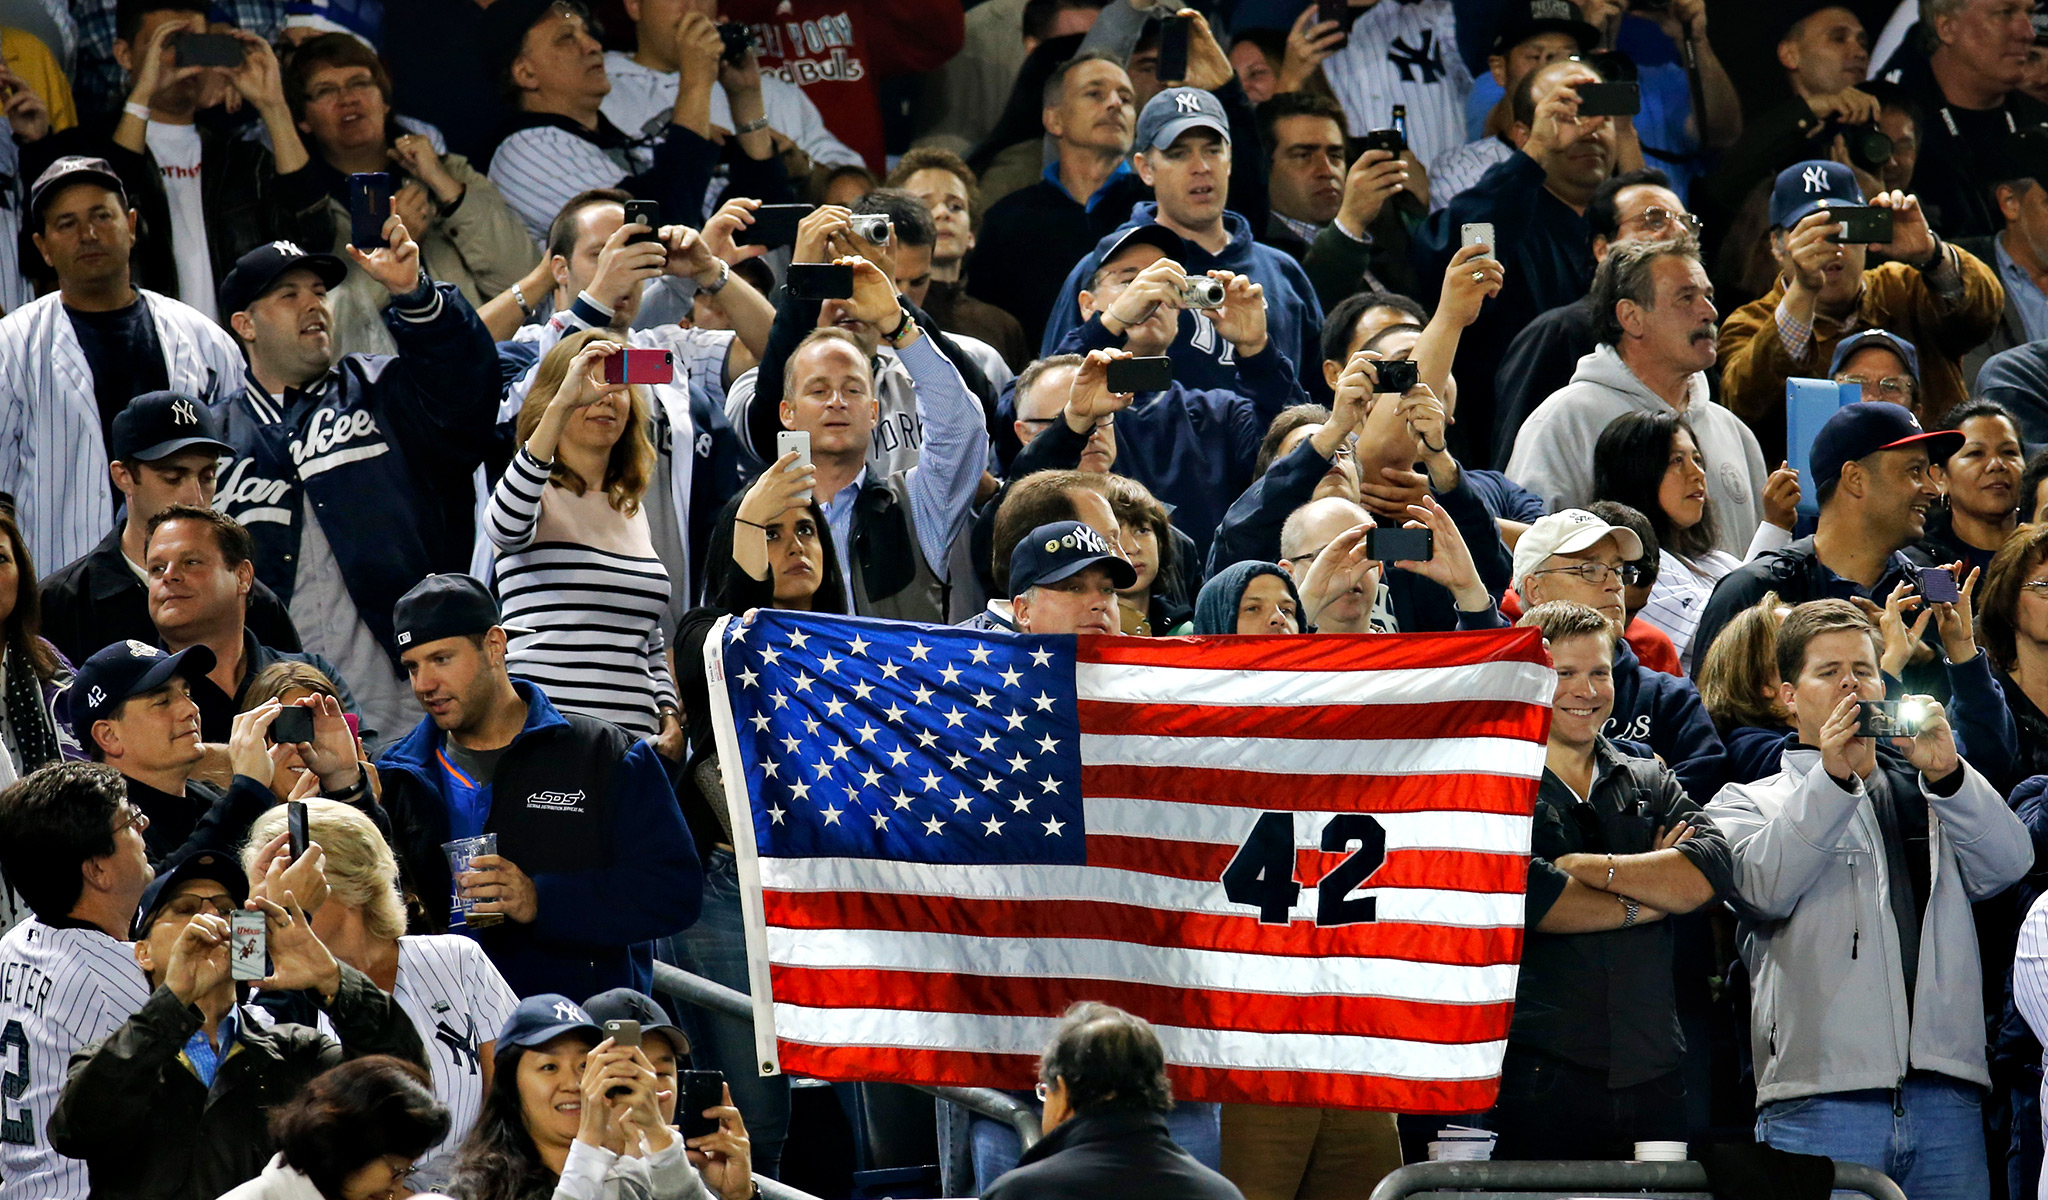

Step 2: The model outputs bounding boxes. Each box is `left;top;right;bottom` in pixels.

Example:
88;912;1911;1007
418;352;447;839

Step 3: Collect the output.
1460;222;1495;262
775;430;813;503
229;910;267;982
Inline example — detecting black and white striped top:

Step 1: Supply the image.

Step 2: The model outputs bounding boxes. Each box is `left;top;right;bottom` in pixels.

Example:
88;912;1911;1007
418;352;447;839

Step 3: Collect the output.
486;448;678;737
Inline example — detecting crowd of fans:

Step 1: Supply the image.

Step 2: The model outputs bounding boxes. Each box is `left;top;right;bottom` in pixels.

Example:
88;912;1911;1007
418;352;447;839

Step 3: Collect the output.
2;0;2048;1195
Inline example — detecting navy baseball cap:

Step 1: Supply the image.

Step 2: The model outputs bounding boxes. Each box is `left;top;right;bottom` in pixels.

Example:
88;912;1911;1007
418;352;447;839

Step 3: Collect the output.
482;0;589;86
217;240;348;317
393;574;522;652
498;994;604;1050
1828;329;1922;383
1097;222;1185;268
1009;520;1138;597
1770;160;1863;230
1490;0;1598;55
1134;87;1230;152
132;849;249;939
29;155;126;223
583;987;691;1056
109;390;232;463
70;641;215;748
1809;401;1965;494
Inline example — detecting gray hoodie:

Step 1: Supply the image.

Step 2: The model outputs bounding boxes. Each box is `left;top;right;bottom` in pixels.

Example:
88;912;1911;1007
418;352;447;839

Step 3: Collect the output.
1505;344;1769;559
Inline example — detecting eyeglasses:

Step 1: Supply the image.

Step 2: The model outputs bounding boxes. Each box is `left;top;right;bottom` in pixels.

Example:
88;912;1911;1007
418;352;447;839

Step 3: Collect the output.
2021;581;2048;596
162;893;237;920
1020;415;1116;429
1634;207;1704;237
1530;561;1644;587
304;76;381;106
112;805;150;837
1837;373;1917;399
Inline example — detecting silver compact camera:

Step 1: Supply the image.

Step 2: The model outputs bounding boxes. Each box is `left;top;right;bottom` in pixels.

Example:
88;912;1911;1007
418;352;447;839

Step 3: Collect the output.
848;213;893;244
1178;276;1226;309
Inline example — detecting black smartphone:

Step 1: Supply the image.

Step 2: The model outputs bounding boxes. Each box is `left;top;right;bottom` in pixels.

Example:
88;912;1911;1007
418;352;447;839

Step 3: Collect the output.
1105;355;1172;393
1858;699;1924;738
1575;81;1642;118
1825;205;1895;244
1373;358;1419;393
347;172;393;249
785;263;854;300
1359;128;1404;157
717;21;753;63
1156;15;1190;83
1367;525;1433;563
623;199;660;246
1919;566;1960;604
287;799;309;860
680;1069;726;1139
1316;0;1355;34
269;705;315;745
734;203;813;247
174;32;244;68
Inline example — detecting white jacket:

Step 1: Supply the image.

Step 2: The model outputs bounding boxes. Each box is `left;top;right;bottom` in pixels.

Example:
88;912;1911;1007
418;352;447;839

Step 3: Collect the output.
0;288;244;570
215;1155;328;1200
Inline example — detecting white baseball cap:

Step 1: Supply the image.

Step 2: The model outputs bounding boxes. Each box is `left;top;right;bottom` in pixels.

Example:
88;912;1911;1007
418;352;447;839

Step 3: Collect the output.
1512;509;1645;590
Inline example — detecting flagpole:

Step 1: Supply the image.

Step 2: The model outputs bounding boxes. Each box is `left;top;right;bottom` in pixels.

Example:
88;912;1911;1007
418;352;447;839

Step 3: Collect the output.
702;613;784;1078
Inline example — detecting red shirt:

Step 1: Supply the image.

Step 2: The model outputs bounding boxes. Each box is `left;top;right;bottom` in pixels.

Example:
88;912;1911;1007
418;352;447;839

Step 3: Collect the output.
1499;588;1683;677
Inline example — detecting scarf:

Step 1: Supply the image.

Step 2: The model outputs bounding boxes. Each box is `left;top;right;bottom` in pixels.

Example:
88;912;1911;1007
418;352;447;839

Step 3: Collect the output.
1;643;59;778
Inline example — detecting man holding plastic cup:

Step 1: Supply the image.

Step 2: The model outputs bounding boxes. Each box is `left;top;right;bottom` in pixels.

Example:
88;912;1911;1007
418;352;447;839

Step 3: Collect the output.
374;573;703;999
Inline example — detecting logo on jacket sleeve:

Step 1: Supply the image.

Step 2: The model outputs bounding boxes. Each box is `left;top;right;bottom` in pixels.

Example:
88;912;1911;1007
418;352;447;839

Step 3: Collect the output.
528;789;587;813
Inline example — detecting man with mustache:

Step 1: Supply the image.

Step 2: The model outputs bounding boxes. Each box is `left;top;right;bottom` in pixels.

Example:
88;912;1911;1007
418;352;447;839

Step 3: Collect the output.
1509;235;1770;561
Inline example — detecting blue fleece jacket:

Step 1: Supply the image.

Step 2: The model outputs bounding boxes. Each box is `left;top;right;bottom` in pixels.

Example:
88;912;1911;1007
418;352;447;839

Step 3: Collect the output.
1607;639;1728;805
1720;724;1795;787
1039;203;1324;389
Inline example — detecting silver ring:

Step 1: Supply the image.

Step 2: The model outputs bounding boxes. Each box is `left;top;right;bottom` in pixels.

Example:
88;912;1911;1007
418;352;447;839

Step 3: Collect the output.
1471;270;1484;281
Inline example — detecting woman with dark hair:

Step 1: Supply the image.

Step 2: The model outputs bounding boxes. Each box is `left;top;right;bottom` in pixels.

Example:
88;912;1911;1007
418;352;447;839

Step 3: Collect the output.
1695;591;1796;785
218;1055;450;1200
1593;411;1797;661
0;506;77;785
1975;524;2048;789
1104;475;1193;635
1924;399;2027;576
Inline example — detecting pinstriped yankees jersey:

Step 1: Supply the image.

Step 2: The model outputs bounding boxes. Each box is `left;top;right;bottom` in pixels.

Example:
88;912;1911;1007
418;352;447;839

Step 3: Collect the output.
1322;0;1474;172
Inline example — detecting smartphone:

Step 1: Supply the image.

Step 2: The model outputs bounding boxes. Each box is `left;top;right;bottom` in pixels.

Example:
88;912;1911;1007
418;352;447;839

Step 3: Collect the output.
1460;221;1495;262
1373;358;1419;393
287;799;309;861
777;430;813;502
734;203;813;247
1105;355;1172;393
1391;104;1409;144
623;199;660;247
1360;128;1404;157
1825;205;1895;244
229;909;267;982
601;1019;641;1097
269;704;315;745
174;32;244;68
1919;566;1960;604
1156;15;1190;83
347;172;393;250
785;262;854;300
1858;699;1924;739
602;347;674;385
680;1070;727;1140
1367;525;1433;563
1316;0;1351;30
1575;81;1642;117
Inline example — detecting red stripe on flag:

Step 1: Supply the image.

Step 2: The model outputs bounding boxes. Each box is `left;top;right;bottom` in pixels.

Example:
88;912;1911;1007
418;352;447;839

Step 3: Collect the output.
763;888;1525;965
1082;764;1540;816
1077;698;1550;743
768;966;1515;1044
1078;627;1548;672
1085;836;1530;893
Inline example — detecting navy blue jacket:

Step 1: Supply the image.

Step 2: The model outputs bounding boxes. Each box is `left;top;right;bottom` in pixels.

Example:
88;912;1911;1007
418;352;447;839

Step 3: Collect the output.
375;680;702;999
1720;724;1795;787
213;282;502;669
1040;203;1323;388
1606;638;1727;805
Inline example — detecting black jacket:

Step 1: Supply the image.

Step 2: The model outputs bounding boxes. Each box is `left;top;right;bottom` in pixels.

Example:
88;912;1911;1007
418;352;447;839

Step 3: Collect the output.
48;965;425;1200
123;773;276;869
39;524;301;669
981;1108;1244;1200
1688;536;1937;686
1491;295;1597;468
967;172;1151;348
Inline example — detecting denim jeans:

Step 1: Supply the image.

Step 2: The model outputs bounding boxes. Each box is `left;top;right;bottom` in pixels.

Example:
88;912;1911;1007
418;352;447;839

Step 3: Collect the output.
1756;1076;1989;1200
657;847;791;1177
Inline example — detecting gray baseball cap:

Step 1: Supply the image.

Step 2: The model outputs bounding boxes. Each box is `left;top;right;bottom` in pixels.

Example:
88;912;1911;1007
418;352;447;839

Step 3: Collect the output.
1133;87;1230;152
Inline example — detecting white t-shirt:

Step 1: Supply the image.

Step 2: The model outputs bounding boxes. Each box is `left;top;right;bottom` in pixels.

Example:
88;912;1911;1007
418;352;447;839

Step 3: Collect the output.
394;935;521;1190
145;121;214;320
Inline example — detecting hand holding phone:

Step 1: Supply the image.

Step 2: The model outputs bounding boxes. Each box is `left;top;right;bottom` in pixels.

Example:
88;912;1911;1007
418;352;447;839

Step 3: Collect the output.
1460;222;1495;262
1574;81;1641;118
1366;525;1432;563
734;203;813;247
623;200;660;246
785;262;854;300
230;910;268;982
1105;355;1172;393
1918;566;1960;604
601;347;674;385
268;705;315;745
287;799;309;861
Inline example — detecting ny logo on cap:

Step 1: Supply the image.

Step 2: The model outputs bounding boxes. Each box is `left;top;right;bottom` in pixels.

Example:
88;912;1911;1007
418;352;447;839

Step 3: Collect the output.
1531;0;1573;18
552;1001;585;1023
1174;91;1203;113
397;631;412;646
1802;165;1829;194
84;686;105;709
171;399;197;425
268;240;306;257
125;640;159;658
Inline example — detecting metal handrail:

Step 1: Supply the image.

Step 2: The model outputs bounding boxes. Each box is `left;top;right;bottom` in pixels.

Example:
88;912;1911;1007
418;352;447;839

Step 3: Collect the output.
649;962;1043;1152
1368;1158;1907;1200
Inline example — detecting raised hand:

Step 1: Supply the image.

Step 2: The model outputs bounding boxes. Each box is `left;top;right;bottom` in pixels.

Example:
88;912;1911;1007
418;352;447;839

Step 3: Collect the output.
348;209;425;294
1207;271;1268;356
251;891;343;998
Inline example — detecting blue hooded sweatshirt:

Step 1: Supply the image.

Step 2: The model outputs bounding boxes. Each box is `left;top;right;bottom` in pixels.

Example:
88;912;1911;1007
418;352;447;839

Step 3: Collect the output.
1606;638;1728;805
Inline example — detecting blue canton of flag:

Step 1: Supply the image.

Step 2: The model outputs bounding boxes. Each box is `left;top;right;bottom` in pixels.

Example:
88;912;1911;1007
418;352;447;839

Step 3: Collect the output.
720;610;1087;865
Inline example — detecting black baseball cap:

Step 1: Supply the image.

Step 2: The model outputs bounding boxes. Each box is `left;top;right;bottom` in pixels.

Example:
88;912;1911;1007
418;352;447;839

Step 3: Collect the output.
131;849;249;939
217;240;348;317
1809;401;1965;494
583;987;691;1056
1490;0;1598;56
498;993;603;1050
393;574;520;652
109;390;232;463
70;641;215;748
1098;223;1185;269
1009;520;1138;597
29;155;126;224
482;0;591;86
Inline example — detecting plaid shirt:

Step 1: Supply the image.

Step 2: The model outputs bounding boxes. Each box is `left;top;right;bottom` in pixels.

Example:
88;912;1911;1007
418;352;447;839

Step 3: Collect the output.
70;0;288;117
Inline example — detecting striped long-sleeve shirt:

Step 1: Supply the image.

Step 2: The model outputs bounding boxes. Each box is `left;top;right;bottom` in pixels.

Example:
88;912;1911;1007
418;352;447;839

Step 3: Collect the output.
2015;889;2048;1200
485;446;679;737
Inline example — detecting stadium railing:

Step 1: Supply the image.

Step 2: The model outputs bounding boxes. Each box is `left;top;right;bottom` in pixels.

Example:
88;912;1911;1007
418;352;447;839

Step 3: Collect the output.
1369;1158;1907;1200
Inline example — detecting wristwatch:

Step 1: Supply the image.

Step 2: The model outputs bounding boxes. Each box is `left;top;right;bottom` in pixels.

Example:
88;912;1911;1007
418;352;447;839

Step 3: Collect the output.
880;308;915;346
1621;896;1641;928
697;258;731;294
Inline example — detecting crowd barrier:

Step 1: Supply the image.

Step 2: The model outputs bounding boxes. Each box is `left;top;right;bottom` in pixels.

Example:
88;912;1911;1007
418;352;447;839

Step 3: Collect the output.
1369;1159;1908;1200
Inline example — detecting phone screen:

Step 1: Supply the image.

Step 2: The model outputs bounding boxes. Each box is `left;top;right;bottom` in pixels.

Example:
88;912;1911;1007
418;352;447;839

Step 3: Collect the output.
786;263;854;300
735;204;813;247
1367;526;1433;563
1156;16;1190;83
287;800;309;860
348;173;393;250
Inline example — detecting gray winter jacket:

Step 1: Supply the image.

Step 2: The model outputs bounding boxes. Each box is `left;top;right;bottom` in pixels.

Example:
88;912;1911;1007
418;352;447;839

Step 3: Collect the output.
1705;746;2032;1105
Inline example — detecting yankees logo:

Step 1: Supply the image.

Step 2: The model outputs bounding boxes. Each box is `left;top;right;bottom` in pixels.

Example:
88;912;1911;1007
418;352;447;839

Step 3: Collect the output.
1802;165;1829;193
268;240;307;257
434;1011;483;1075
1174;91;1203;113
171;399;198;425
552;1001;585;1023
1387;30;1446;84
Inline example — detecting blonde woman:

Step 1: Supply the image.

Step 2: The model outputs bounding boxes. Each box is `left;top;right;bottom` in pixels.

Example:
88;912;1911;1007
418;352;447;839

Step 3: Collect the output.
244;800;519;1192
485;329;681;756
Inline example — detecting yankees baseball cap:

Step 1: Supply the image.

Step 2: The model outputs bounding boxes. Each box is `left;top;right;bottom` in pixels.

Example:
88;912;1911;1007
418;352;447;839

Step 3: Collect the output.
498;994;604;1051
1134;87;1231;152
1769;160;1862;230
29;155;126;224
1098;222;1186;268
483;0;591;87
70;641;216;748
1010;520;1138;597
131;849;250;940
582;987;691;1056
393;574;526;652
1828;328;1922;383
1490;0;1598;56
109;390;232;463
217;240;349;318
1512;509;1646;588
1809;401;1964;494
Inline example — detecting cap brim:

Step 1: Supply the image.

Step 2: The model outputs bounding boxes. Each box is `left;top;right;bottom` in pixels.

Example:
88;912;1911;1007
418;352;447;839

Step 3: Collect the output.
129;645;217;700
507;1019;604;1050
1148;114;1230;150
32;169;126;217
1032;551;1139;591
1553;523;1646;564
1883;429;1966;462
128;435;232;463
1103;223;1186;265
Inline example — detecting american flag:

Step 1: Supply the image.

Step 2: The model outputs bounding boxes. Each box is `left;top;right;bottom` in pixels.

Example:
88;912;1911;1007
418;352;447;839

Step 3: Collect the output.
704;611;1555;1112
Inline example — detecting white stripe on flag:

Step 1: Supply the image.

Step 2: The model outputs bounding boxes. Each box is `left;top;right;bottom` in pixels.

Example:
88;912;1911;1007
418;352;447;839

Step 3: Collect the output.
1076;658;1556;708
772;1005;1511;1080
763;926;1522;1004
1083;798;1533;852
1081;732;1547;779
